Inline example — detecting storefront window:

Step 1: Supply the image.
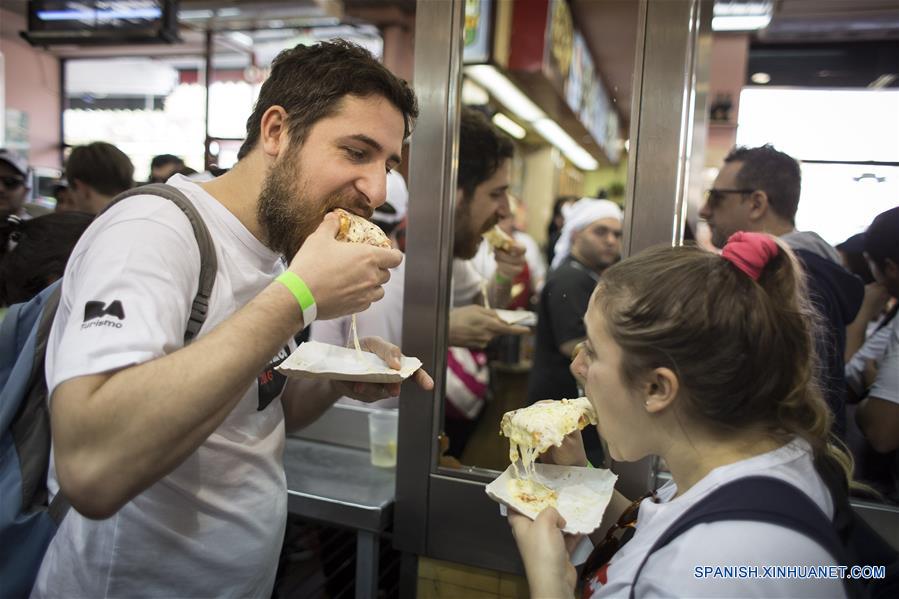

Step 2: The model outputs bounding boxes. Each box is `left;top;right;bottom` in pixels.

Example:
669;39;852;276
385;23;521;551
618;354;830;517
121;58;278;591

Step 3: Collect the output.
736;87;899;244
63;25;383;175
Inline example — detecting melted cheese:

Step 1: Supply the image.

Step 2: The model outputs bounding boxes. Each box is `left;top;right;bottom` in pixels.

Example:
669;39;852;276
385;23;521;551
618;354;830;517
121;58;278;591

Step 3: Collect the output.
350;314;363;358
508;478;558;513
500;397;597;488
335;208;392;248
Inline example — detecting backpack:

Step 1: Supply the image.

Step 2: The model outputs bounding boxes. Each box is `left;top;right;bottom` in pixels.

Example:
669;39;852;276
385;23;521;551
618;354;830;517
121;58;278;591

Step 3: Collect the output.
0;183;217;598
628;467;899;599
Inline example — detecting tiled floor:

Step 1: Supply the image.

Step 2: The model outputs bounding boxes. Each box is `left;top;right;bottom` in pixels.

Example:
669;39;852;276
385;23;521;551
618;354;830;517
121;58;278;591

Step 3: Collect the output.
417;557;529;599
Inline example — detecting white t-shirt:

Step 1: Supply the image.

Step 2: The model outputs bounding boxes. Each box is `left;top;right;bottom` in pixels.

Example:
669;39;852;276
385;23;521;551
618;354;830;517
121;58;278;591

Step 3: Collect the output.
452;258;484;307
310;261;406;408
470;232;547;292
590;439;845;598
34;175;290;598
845;313;895;398
868;315;899;405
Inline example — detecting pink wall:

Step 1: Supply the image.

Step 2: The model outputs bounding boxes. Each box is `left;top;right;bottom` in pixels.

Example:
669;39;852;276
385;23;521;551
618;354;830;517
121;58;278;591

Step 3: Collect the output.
1;8;62;168
705;33;749;168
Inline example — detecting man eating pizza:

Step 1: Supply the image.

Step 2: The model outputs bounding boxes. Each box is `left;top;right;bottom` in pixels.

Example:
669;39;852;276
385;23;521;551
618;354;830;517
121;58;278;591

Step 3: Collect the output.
34;41;433;598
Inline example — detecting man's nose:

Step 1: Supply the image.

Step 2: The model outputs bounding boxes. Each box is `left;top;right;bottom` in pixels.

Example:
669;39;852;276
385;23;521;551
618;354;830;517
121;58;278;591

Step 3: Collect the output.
496;193;511;217
357;166;388;208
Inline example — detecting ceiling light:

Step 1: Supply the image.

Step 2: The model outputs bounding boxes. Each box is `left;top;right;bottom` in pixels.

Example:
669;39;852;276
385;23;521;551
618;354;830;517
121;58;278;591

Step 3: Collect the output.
464;64;600;170
492;113;526;139
712;1;773;31
461;78;489;105
463;65;546;123
533;118;598;171
751;72;771;84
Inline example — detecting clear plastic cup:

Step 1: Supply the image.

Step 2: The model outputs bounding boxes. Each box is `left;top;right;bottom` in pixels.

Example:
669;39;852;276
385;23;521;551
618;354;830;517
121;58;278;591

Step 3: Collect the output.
368;409;399;468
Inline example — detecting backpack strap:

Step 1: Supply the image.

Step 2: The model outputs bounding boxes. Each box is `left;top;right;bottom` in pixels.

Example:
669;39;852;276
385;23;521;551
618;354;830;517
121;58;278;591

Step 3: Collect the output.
628;476;851;599
99;183;217;344
42;184;218;525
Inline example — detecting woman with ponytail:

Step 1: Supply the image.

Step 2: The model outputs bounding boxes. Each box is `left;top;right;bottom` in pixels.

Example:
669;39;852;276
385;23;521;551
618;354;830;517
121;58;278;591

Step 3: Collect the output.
509;232;853;598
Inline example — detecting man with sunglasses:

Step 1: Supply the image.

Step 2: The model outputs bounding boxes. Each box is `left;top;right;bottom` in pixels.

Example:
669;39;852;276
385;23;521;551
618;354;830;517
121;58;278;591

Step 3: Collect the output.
700;144;863;438
0;149;34;219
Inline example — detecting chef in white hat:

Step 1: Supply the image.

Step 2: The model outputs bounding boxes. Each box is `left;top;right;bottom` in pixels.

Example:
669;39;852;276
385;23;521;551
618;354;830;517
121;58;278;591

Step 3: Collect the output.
550;197;624;271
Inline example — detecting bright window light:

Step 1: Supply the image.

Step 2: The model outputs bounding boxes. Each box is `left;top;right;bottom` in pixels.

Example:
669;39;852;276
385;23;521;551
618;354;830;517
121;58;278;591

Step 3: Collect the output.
737;88;899;163
736;88;899;245
491;113;526;139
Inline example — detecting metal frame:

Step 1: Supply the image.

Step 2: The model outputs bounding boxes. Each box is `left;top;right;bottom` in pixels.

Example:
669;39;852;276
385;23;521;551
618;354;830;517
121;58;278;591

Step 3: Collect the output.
395;0;715;578
618;0;713;499
395;0;465;556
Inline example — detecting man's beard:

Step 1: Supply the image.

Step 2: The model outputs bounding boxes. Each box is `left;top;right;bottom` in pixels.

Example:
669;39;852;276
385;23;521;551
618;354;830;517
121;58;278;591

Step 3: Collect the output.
710;226;729;249
453;198;498;260
256;156;370;259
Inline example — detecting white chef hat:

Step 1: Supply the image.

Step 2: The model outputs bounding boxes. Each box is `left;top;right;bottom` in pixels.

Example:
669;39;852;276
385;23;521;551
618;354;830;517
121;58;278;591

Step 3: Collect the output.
551;198;623;269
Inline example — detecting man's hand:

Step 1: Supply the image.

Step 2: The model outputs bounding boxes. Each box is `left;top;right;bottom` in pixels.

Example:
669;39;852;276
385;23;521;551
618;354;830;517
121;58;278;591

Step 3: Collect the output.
448;305;529;348
494;243;526;280
289;213;403;321
332;336;434;402
508;507;578;598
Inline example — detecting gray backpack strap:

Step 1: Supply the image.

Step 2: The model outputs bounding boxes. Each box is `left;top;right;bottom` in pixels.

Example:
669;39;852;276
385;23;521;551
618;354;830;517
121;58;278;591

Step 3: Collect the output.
100;183;217;343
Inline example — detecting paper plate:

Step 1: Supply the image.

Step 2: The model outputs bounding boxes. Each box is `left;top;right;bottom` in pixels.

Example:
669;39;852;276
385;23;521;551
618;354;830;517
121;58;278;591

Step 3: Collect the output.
486;463;618;535
276;340;422;383
495;309;537;327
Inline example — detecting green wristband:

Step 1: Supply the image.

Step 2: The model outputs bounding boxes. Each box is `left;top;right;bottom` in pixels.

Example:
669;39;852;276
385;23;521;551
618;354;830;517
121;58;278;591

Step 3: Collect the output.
276;271;317;325
495;272;511;285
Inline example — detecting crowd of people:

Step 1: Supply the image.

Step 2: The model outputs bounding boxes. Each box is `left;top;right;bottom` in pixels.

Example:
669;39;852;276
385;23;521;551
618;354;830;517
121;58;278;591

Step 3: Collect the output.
0;37;896;599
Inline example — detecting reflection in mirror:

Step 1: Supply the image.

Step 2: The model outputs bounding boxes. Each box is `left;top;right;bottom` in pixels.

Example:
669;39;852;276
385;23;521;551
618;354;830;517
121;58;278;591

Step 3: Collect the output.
435;0;639;476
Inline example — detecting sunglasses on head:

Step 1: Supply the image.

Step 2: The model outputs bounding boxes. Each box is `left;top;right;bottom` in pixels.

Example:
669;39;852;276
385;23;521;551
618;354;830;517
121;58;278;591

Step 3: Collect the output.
0;175;26;189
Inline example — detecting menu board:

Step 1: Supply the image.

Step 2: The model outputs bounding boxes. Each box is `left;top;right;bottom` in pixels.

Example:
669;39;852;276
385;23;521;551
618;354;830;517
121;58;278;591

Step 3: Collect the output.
26;0;179;45
463;0;492;64
562;28;618;160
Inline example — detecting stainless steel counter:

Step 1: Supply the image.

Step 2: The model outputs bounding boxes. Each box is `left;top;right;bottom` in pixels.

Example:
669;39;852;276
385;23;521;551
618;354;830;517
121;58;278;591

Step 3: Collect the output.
283;433;395;599
284;436;395;532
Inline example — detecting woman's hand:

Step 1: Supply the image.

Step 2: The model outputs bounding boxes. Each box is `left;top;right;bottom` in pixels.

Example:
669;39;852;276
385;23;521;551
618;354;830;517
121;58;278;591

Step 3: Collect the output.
508;507;577;598
542;429;589;467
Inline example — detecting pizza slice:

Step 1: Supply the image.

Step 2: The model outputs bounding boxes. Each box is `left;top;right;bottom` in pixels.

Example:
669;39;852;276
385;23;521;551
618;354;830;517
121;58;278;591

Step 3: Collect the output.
335;208;392;249
500;397;597;480
333;208;393;356
483;226;515;252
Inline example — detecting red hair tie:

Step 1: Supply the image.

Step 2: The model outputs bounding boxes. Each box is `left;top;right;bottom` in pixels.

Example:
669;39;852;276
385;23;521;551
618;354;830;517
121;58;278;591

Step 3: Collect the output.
721;231;779;281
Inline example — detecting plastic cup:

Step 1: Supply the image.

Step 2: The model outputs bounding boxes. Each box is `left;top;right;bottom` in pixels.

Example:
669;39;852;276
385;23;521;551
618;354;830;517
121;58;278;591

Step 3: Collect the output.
368;409;399;468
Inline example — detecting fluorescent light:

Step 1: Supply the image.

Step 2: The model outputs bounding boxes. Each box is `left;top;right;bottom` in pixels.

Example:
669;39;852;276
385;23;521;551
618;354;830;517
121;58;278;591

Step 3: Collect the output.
533;118;598;171
464;65;546;123
461;78;489;105
712;15;772;31
712;1;773;31
492;113;526;139
227;32;254;48
464;64;599;170
751;72;771;84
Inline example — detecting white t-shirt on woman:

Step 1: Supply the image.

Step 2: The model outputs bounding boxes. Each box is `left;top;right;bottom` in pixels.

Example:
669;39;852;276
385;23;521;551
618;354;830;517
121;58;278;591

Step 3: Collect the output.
590;438;846;598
